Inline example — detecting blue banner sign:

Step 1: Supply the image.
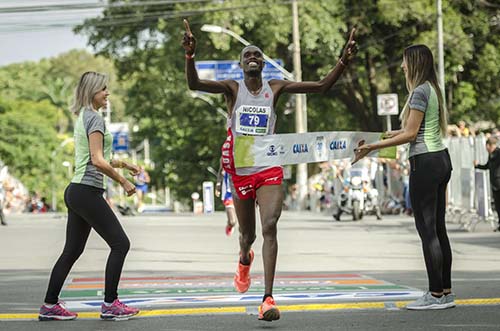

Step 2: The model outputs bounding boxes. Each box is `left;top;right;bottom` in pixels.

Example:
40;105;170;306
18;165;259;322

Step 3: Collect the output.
195;59;284;81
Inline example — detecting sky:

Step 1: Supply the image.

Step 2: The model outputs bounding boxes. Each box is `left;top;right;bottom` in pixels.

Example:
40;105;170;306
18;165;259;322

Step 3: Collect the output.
0;0;102;66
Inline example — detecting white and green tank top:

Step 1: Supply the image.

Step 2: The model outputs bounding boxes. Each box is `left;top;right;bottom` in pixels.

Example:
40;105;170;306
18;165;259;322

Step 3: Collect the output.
228;80;277;176
408;82;446;157
71;108;112;189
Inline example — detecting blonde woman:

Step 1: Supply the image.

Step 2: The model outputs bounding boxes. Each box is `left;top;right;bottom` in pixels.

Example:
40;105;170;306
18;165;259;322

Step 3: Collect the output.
353;45;454;310
39;72;141;321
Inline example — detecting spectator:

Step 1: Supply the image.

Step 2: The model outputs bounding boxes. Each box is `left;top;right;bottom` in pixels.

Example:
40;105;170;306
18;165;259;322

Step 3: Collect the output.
474;137;500;231
134;166;150;212
216;168;237;236
458;121;470;137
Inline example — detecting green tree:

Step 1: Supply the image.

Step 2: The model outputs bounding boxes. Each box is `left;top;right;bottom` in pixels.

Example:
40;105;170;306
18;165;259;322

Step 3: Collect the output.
0;50;128;132
0;98;71;208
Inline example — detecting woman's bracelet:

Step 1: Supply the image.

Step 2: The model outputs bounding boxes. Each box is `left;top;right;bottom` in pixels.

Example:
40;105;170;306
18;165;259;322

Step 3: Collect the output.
339;58;348;67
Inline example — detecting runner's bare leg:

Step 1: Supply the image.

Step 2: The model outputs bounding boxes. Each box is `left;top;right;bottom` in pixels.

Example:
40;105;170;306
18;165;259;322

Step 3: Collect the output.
256;185;284;295
233;197;256;264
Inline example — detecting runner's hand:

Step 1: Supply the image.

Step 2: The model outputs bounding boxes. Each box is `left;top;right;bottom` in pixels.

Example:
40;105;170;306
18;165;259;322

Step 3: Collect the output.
121;179;137;197
182;19;196;56
341;28;357;64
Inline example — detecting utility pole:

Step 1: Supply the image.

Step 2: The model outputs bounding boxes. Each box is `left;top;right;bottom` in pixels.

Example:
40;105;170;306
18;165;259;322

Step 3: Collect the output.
437;0;445;99
292;0;308;209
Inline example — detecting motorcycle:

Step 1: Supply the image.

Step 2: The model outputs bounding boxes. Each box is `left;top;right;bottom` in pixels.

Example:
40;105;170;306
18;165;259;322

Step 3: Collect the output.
334;168;382;221
364;185;383;220
334;168;365;221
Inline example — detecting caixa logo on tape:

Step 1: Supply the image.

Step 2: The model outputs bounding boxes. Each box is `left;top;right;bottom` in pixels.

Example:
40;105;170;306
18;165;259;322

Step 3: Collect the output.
329;139;347;151
293;143;309;154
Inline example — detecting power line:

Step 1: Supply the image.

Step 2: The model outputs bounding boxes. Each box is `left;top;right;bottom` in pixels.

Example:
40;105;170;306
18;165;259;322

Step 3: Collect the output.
0;0;213;13
0;0;301;31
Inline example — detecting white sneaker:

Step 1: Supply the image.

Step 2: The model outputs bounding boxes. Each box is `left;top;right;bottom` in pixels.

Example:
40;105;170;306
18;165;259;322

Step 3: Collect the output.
406;292;448;310
443;292;456;308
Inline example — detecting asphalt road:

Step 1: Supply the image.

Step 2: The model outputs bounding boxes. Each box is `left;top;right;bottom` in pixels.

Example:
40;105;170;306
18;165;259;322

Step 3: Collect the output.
0;211;499;330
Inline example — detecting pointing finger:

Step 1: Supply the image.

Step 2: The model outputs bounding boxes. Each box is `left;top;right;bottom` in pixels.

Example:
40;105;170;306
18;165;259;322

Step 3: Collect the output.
183;19;192;37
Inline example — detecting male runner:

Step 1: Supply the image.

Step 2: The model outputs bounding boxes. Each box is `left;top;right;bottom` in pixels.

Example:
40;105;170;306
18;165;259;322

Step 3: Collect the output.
182;19;357;321
216;168;237;236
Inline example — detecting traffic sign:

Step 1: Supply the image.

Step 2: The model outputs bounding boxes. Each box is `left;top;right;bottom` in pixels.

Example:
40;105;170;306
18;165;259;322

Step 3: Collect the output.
109;122;129;152
377;94;399;116
196;59;284;81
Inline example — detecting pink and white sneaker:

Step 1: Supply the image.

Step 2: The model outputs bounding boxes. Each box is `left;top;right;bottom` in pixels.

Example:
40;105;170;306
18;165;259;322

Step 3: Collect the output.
39;301;77;321
100;299;139;320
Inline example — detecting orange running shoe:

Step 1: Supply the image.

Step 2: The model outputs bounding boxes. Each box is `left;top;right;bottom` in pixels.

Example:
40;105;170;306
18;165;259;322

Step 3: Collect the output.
258;296;280;321
233;249;254;293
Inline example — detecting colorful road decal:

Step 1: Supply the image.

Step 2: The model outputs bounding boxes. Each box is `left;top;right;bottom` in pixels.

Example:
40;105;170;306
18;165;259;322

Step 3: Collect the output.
60;273;423;310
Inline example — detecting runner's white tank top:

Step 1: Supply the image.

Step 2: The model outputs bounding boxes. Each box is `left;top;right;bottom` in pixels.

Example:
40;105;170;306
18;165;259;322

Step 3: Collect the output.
227;80;278;175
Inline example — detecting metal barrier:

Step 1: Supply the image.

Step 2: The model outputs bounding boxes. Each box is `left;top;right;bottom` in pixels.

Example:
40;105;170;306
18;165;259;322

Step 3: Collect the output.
445;134;497;231
304;134;498;231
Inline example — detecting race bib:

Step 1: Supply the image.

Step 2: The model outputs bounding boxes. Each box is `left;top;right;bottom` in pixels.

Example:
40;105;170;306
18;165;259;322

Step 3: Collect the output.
235;105;271;135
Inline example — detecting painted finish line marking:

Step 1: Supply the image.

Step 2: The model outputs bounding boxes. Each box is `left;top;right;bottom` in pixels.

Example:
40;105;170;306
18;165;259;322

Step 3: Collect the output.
61;273;409;298
61;285;408;298
70;273;363;282
60;273;423;309
66;279;384;289
63;291;425;310
3;298;500;321
65;273;383;291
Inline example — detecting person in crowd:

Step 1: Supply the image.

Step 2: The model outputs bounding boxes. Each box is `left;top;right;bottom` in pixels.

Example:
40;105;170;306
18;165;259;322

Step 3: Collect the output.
474;137;500;232
216;167;237;236
134;166;151;212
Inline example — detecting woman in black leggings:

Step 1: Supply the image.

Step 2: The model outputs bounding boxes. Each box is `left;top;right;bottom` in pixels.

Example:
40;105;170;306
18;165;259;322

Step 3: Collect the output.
353;44;454;310
39;72;141;321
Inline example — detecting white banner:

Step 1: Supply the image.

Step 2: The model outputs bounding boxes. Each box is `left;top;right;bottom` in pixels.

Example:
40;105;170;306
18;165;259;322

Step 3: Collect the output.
234;131;396;168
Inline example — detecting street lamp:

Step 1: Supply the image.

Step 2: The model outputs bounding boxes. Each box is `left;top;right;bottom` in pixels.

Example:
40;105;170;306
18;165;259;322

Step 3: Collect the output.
200;24;295;81
62;161;72;178
190;91;228;118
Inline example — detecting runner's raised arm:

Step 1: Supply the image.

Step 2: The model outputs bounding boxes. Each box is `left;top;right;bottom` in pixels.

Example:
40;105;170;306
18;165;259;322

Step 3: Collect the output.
182;19;235;94
272;28;357;95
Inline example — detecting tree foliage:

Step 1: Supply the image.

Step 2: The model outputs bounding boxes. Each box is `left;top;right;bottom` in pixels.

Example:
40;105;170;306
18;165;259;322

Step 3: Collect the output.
0;50;127;132
0;98;66;203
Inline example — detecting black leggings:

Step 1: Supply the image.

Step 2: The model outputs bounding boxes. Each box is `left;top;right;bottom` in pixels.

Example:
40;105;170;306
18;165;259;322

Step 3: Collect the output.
44;183;130;304
492;190;500;225
409;149;452;293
